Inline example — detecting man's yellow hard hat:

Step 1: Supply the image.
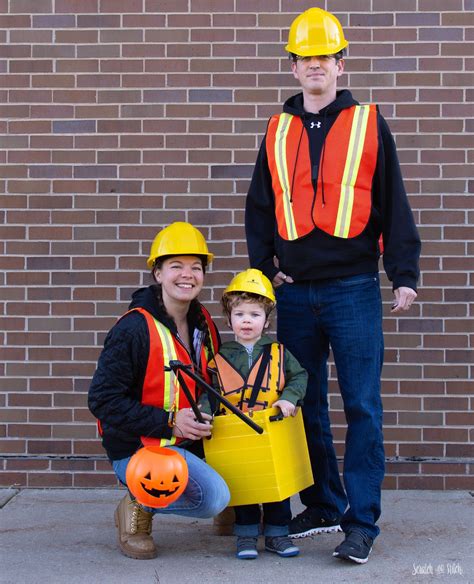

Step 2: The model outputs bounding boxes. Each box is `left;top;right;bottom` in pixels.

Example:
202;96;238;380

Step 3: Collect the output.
285;7;348;57
147;222;214;269
224;269;276;303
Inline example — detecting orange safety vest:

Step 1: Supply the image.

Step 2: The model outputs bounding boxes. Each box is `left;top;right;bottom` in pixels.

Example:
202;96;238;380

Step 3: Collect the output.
97;306;219;447
266;105;378;241
209;343;285;415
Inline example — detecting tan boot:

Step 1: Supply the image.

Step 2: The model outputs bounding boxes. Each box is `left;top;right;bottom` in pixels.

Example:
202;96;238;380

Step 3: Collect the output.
212;506;235;536
114;492;157;559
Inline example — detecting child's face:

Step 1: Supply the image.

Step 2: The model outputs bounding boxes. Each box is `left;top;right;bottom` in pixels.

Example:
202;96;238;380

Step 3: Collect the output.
230;301;268;345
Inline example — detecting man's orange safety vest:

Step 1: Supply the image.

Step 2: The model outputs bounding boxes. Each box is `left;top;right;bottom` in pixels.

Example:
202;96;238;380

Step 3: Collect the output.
209;343;285;415
131;306;219;447
265;104;378;241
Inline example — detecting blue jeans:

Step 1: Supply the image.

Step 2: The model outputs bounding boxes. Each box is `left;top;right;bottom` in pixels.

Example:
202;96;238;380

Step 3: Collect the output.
275;273;385;540
112;446;230;518
234;498;291;537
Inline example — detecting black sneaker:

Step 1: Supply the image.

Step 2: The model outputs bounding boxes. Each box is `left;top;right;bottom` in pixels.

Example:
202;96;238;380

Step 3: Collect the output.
236;536;258;560
265;536;299;558
333;529;373;564
289;507;342;538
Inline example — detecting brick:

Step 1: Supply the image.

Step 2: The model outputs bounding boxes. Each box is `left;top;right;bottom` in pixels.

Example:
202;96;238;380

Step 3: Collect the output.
101;53;144;71
56;59;99;73
74;166;116;179
398;476;444;489
9;60;52;73
55;0;98;13
446;476;474;489
0;471;27;486
53;120;96;134
123;14;166;28
32;46;75;59
29;473;73;487
0;15;30;26
32;14;75;27
77;74;121;88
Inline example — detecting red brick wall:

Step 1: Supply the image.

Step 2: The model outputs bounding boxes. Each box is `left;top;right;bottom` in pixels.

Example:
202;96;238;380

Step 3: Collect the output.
1;1;472;490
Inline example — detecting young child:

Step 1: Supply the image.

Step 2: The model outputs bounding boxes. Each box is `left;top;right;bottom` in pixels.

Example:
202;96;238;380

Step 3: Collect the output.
210;269;308;560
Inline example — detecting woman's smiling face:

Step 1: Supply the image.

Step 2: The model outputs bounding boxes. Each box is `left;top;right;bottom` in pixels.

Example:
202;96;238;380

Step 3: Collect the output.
154;255;204;305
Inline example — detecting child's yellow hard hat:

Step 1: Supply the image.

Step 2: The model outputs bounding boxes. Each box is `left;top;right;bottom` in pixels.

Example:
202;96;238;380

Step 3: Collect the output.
224;269;276;303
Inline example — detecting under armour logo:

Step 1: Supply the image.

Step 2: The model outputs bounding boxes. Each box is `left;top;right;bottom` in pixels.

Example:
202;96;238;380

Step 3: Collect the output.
310;121;322;129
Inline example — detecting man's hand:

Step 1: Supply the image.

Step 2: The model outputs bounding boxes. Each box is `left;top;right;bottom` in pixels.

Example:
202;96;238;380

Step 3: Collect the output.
391;286;417;313
172;408;213;440
272;271;294;288
272;399;297;417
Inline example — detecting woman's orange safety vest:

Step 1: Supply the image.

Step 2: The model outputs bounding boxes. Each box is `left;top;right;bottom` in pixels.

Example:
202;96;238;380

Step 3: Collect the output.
132;306;219;447
266;104;378;241
209;343;285;415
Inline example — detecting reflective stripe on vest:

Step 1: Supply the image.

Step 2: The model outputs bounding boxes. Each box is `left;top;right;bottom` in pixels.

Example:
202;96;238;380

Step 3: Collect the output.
133;306;218;447
210;343;285;414
201;306;219;364
266;105;378;241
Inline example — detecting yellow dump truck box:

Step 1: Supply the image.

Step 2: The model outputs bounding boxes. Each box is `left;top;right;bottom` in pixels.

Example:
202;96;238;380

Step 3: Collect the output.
203;407;314;506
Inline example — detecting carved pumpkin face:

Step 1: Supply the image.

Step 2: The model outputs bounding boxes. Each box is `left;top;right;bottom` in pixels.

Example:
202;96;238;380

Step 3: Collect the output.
126;446;189;508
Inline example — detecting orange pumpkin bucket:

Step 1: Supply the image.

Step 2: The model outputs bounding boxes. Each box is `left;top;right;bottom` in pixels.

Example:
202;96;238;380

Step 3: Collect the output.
126;446;189;508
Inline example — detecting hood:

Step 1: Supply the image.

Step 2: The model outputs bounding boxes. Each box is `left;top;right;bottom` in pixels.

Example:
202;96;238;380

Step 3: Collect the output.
283;89;358;117
129;285;170;322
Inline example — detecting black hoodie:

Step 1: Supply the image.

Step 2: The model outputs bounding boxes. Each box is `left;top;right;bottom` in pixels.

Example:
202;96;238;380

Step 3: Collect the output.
88;285;218;460
245;89;421;291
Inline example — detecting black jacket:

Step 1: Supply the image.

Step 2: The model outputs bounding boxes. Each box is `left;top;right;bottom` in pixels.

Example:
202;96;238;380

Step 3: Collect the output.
245;89;421;291
88;286;219;460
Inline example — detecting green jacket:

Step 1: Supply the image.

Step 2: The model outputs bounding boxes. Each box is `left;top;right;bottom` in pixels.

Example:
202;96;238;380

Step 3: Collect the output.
201;335;307;414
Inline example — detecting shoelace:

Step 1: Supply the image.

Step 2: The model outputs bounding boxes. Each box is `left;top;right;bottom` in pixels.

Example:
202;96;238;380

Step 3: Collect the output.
129;501;152;535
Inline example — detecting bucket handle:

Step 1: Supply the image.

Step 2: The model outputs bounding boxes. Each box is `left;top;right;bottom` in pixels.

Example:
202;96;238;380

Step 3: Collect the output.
269;400;304;422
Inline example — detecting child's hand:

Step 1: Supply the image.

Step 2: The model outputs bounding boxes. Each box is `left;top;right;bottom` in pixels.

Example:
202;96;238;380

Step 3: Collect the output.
272;399;296;418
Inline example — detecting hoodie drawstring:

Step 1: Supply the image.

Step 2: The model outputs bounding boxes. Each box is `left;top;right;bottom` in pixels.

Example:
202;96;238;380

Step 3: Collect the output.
320;109;328;207
290;121;305;203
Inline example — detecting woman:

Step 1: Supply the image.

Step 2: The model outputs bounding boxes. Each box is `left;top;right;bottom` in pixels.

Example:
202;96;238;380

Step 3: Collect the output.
88;222;230;560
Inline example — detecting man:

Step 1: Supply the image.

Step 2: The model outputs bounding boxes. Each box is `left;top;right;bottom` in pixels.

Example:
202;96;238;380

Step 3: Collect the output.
245;7;421;564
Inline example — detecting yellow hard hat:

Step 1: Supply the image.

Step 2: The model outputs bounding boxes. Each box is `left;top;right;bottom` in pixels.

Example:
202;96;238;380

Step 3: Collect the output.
285;7;348;57
224;269;276;303
147;222;214;270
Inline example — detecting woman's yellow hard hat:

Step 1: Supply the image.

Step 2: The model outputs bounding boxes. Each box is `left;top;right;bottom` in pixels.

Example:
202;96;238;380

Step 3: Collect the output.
147;222;214;269
285;8;348;57
223;269;276;303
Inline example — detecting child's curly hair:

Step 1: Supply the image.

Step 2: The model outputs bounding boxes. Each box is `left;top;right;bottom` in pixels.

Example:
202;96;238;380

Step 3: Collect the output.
221;291;275;321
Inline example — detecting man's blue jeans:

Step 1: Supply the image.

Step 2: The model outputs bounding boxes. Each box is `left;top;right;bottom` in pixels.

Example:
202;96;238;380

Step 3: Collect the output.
112;445;230;518
275;273;385;540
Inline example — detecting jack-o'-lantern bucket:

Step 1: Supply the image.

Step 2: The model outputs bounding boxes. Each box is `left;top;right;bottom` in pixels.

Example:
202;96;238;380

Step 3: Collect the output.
126;446;189;508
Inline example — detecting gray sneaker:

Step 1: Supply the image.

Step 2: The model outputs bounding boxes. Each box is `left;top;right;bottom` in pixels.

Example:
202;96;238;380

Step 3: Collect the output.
236;536;258;560
265;535;300;557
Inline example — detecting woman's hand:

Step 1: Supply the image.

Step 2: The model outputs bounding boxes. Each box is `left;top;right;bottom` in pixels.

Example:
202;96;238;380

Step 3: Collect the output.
272;399;297;417
172;408;213;440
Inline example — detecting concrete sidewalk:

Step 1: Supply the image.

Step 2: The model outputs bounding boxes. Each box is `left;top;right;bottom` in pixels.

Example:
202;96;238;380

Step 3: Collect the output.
1;489;472;584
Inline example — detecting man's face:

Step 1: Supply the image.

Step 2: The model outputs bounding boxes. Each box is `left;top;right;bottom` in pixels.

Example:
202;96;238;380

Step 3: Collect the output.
291;55;344;97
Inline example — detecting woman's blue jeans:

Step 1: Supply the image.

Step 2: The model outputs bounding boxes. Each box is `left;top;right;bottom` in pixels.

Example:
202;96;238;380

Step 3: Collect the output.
275;273;385;540
112;445;230;518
